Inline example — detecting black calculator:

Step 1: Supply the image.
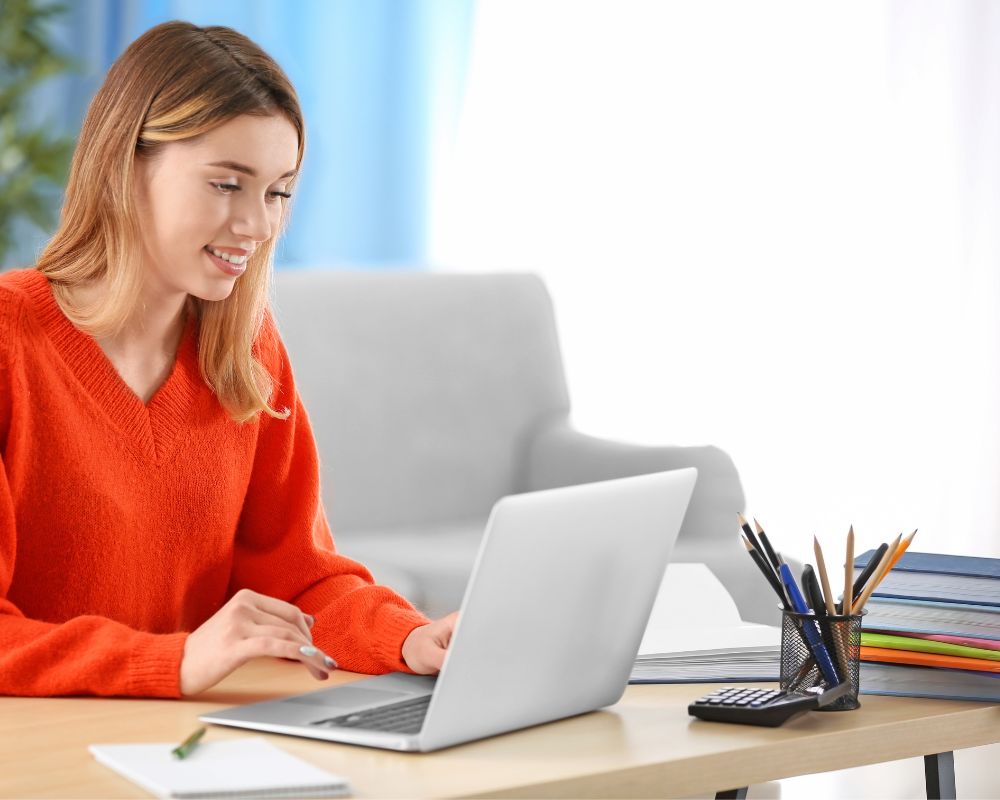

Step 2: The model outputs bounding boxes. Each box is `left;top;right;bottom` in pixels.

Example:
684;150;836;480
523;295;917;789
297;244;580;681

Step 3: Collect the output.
688;682;851;727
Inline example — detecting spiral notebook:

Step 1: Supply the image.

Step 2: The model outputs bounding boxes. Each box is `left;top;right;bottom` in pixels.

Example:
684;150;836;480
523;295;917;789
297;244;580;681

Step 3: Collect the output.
89;738;351;799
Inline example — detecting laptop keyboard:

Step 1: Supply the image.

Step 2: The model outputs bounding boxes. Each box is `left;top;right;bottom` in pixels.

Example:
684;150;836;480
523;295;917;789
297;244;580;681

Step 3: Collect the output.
312;695;431;734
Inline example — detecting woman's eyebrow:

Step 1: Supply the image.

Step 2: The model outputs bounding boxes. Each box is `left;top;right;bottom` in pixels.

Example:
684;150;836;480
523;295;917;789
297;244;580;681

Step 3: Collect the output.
204;160;297;179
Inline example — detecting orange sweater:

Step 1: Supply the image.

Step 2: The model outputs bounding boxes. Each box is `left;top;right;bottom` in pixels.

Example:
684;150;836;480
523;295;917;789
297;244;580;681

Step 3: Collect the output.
0;269;430;697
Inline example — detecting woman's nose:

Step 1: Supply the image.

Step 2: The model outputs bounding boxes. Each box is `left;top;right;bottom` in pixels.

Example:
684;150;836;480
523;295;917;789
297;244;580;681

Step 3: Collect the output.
231;196;272;244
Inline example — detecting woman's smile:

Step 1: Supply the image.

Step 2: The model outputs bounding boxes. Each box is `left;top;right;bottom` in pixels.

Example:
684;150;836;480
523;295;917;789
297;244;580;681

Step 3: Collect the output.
203;244;248;277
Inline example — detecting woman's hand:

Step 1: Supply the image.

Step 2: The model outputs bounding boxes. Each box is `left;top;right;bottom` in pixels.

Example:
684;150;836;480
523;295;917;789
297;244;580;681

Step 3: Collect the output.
401;611;459;674
179;588;337;696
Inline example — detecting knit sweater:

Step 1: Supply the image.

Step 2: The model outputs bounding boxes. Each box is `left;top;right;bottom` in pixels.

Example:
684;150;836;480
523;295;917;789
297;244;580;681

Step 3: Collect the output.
0;268;430;697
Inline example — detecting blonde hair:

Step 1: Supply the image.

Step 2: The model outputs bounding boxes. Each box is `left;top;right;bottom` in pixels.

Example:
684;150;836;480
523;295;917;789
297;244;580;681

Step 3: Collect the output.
37;21;305;422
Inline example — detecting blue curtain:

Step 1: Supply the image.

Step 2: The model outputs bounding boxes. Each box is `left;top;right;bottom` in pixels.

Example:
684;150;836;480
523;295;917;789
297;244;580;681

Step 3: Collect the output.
26;0;477;269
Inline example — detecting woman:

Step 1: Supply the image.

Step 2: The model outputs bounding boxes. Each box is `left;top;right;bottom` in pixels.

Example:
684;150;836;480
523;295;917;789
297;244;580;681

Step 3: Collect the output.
0;21;456;697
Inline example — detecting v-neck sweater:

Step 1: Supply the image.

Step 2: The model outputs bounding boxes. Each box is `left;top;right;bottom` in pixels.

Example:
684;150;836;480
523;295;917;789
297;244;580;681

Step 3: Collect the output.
0;268;430;697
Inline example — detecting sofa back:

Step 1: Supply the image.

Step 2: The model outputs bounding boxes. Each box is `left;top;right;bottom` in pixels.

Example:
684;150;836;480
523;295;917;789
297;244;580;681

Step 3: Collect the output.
272;270;571;532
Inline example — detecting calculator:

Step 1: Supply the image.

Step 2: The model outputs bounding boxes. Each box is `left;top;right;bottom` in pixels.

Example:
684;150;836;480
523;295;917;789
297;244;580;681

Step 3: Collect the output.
688;681;851;727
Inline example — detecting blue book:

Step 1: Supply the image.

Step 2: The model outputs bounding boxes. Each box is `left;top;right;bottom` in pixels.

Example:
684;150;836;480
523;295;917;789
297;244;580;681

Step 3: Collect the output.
859;597;1000;641
861;662;1000;702
853;550;1000;607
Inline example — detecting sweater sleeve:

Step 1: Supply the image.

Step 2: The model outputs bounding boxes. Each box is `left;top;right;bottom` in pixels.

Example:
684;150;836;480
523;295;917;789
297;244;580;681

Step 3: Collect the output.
0;353;187;698
228;316;431;674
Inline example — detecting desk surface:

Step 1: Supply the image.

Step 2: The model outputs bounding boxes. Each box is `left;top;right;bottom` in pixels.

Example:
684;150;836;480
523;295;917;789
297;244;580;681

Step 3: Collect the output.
4;660;1000;799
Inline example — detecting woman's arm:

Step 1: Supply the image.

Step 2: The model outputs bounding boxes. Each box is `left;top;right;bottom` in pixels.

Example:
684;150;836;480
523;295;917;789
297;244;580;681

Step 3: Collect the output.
227;317;432;674
0;452;189;697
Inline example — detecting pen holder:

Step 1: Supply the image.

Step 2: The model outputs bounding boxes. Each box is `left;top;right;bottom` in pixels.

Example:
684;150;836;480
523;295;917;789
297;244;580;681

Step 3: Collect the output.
780;608;865;711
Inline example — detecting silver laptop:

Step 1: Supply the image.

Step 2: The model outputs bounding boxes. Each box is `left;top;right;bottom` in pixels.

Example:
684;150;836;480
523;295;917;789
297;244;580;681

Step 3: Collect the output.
201;468;696;752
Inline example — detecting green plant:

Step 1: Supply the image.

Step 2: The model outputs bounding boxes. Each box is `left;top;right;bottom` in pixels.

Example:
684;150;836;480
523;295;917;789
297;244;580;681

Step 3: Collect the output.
0;0;76;267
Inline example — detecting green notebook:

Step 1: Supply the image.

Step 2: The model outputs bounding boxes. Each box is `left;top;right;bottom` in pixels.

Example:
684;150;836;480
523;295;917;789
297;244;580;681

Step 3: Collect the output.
860;632;1000;662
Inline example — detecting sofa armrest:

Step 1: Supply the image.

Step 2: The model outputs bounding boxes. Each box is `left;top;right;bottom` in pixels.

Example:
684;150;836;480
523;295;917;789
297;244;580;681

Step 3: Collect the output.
522;420;780;625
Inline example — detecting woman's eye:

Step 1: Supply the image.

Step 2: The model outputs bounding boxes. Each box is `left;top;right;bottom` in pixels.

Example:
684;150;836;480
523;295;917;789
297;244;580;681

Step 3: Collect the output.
210;182;240;195
268;190;292;201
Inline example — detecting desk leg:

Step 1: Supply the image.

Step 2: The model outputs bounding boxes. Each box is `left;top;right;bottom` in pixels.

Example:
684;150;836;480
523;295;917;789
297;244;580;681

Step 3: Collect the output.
715;789;748;800
924;751;955;800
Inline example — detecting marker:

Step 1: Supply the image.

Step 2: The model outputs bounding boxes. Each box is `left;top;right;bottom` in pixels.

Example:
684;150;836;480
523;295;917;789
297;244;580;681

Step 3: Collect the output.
171;726;206;760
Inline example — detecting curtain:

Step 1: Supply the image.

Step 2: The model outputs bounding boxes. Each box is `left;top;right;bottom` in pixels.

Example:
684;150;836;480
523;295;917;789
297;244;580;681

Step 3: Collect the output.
433;0;1000;560
17;0;476;268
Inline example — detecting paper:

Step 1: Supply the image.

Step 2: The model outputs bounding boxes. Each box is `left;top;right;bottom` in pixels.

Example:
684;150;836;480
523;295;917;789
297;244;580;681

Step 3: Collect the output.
631;563;781;682
89;738;351;799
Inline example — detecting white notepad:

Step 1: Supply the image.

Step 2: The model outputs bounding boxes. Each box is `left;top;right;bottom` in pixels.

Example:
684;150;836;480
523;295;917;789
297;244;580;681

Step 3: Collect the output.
89;738;351;799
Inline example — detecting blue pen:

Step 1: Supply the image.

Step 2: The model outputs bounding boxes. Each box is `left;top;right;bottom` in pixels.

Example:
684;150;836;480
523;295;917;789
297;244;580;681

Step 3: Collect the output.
778;562;841;686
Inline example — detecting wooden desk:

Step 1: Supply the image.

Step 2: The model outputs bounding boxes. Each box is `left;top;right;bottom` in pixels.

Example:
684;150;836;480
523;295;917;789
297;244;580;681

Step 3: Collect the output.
3;660;999;799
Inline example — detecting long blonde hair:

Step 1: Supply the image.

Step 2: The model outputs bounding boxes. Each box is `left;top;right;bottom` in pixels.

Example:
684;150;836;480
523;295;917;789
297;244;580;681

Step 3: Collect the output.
37;21;305;422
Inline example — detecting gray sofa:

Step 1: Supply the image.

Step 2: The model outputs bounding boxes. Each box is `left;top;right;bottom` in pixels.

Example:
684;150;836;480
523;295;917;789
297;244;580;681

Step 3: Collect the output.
272;270;773;624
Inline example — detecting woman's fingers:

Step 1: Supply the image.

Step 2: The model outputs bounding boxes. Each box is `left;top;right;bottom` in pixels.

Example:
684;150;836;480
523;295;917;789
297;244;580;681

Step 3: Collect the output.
240;633;334;680
252;624;337;671
241;590;314;643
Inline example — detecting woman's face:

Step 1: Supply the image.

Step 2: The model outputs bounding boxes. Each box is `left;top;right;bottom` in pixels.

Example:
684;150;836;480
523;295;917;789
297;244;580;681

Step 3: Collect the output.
133;113;299;304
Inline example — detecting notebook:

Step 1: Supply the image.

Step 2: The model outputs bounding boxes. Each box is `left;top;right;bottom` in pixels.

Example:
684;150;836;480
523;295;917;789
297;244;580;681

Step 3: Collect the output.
88;738;351;799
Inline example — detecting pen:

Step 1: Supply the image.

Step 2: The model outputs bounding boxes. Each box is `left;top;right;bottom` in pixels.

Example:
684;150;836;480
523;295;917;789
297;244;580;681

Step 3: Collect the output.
171;726;206;760
779;562;841;686
804;562;847;676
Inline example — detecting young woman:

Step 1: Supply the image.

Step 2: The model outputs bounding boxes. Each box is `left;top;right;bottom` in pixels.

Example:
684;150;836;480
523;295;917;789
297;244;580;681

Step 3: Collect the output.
0;21;456;697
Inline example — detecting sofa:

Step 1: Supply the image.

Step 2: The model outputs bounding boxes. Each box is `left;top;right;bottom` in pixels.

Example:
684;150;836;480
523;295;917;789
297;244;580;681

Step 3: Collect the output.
272;270;774;624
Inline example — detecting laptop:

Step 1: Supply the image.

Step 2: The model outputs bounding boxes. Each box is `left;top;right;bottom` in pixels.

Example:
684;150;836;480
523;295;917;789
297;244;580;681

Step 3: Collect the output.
201;467;697;752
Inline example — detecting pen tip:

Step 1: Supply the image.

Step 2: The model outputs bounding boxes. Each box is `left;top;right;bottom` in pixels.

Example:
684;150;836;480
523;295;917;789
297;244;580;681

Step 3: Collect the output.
737;511;748;526
753;517;764;534
741;535;752;550
848;524;854;535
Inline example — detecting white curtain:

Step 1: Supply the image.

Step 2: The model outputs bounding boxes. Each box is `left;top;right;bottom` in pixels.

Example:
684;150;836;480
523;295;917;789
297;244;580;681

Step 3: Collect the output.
430;0;1000;564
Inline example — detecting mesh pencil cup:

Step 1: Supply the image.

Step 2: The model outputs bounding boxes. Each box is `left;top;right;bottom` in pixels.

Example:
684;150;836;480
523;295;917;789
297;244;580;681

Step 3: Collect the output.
780;608;865;711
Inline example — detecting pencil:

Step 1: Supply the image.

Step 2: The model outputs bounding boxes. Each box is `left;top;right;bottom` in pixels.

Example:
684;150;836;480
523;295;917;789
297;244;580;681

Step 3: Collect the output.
753;518;782;574
842;526;854;615
885;529;917;573
851;541;888;603
853;532;903;612
813;536;837;615
737;513;767;566
742;535;789;608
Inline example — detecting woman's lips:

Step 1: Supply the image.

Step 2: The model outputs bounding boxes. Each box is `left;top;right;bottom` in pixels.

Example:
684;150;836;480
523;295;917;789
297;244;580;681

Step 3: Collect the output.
204;245;247;277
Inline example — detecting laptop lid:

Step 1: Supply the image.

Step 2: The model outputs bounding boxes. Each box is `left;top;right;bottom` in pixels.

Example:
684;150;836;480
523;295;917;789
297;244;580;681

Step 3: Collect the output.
417;467;696;751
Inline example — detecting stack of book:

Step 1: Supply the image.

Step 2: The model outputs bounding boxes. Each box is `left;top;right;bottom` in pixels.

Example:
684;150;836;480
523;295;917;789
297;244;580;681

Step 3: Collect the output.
855;551;1000;701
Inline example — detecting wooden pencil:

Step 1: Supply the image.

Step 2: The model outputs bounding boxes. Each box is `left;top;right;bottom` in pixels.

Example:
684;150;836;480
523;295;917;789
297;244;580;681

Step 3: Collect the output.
885;529;917;573
853;532;903;612
753;518;782;574
813;536;837;615
843;526;854;615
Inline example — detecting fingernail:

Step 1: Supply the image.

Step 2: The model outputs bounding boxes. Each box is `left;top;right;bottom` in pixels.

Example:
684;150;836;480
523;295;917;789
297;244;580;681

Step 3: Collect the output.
324;655;337;669
305;615;315;628
299;645;318;657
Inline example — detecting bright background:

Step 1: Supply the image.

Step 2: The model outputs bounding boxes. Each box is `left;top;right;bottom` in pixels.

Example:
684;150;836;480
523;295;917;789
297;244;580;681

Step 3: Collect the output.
13;0;1000;570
